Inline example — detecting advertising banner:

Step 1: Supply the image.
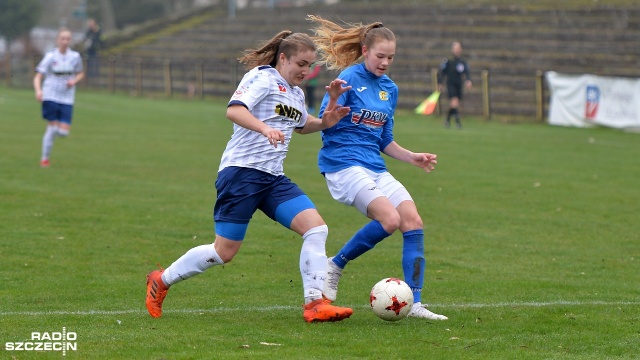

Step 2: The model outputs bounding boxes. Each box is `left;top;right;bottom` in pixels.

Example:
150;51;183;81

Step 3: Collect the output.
546;71;640;129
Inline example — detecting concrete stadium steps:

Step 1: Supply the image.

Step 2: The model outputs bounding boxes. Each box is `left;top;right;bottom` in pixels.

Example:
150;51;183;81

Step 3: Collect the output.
101;2;640;120
84;56;241;98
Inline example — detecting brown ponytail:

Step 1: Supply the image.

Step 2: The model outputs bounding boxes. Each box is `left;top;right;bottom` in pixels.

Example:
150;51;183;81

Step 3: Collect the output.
239;31;316;70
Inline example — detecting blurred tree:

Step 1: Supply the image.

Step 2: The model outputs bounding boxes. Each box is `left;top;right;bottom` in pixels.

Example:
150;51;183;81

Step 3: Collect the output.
0;0;41;44
0;0;41;85
98;0;117;33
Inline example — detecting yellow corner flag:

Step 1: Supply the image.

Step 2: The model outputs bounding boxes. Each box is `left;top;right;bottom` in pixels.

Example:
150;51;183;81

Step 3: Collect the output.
414;91;440;115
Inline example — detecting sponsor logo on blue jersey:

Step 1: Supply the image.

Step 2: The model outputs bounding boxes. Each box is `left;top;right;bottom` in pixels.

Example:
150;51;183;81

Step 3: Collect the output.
350;108;388;129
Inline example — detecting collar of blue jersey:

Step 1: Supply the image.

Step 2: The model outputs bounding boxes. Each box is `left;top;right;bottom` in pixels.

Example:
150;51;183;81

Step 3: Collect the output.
357;62;382;79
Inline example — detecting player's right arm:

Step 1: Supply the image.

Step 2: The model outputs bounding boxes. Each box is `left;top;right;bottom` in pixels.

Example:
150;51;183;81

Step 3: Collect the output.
226;104;284;147
227;68;284;147
437;58;448;91
33;72;44;102
34;52;53;102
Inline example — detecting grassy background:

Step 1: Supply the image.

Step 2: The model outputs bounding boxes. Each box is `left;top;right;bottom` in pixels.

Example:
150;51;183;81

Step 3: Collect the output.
0;86;639;359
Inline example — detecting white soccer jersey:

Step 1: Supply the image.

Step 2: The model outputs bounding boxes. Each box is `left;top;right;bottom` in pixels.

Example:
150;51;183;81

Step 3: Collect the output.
219;65;308;176
36;48;83;105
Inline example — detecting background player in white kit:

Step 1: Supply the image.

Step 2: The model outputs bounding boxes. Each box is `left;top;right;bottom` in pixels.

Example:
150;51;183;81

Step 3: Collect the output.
146;30;354;323
309;16;448;320
33;28;84;168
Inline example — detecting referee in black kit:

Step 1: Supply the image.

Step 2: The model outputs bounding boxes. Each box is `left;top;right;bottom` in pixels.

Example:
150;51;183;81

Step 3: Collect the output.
438;41;472;129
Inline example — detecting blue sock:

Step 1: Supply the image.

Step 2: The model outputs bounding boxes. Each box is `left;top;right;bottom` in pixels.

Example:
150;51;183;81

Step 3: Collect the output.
332;220;391;269
402;229;425;303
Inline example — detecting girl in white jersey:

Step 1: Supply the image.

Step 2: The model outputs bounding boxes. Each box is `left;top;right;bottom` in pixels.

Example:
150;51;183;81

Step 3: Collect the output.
308;15;448;320
146;31;354;323
33;28;84;168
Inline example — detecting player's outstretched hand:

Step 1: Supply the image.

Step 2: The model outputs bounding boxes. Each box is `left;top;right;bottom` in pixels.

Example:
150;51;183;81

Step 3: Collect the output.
320;79;351;129
325;79;351;100
321;104;350;129
411;152;438;173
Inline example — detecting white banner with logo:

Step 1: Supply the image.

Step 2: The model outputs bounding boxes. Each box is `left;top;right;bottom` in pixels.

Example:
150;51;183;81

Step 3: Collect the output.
546;71;640;129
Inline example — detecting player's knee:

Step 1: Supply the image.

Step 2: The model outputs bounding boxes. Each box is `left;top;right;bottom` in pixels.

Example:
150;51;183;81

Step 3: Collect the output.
401;213;423;231
379;211;401;233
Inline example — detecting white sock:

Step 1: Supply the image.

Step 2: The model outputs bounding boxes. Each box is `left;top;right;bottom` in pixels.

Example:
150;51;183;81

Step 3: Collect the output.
41;125;57;160
161;244;224;286
56;127;70;137
300;225;328;303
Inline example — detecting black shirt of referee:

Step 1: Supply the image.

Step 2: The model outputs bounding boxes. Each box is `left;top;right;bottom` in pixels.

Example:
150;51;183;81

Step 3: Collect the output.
438;56;471;100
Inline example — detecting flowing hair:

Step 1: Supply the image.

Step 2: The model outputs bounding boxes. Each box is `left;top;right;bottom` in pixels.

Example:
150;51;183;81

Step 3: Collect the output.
307;15;395;71
238;31;317;70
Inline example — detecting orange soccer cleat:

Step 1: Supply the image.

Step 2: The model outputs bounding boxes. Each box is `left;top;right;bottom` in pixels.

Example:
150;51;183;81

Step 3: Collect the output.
303;298;353;323
146;267;169;318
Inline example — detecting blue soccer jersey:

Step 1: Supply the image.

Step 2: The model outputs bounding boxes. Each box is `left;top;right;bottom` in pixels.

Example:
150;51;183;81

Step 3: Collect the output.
317;63;397;174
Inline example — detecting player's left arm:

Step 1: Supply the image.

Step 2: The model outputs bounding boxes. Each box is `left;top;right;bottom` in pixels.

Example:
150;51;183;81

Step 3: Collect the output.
296;79;351;134
68;55;85;88
464;60;472;88
69;70;85;88
383;141;437;173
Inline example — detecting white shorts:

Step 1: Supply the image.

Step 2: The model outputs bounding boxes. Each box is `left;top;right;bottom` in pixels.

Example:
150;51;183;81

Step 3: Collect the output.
324;166;413;216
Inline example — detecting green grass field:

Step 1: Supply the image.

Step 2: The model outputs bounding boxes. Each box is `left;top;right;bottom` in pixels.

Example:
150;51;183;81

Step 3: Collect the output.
1;86;639;359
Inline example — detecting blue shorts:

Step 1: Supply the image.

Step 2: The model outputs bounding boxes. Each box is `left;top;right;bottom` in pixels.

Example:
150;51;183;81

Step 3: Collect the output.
213;167;315;239
42;101;73;124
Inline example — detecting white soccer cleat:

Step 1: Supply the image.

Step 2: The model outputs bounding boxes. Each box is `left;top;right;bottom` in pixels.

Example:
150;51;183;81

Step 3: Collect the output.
323;257;342;301
407;302;448;320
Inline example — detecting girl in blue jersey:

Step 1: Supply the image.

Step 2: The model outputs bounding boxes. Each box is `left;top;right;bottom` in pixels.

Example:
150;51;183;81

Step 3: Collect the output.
146;30;354;323
309;15;448;320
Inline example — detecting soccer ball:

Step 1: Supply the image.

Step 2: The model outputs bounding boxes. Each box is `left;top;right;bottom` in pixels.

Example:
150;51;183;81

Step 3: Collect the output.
369;277;414;321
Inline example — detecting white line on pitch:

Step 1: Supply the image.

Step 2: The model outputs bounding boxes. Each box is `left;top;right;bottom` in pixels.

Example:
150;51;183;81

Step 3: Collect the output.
0;300;638;316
